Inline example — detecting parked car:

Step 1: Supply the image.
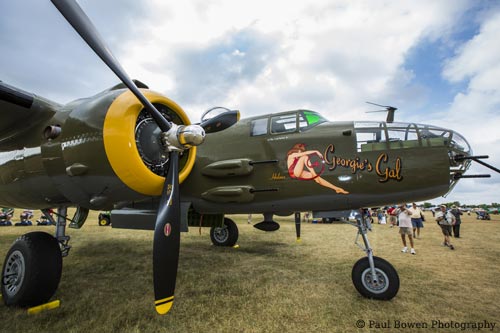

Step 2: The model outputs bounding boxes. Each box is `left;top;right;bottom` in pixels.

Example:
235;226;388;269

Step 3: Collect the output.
476;210;491;220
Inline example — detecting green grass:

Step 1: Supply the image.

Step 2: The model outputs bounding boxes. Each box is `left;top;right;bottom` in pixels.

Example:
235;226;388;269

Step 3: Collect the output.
1;211;499;333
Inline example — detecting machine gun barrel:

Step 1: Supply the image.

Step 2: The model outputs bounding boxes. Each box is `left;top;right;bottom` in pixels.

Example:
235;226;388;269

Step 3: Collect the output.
454;155;500;174
453;173;491;180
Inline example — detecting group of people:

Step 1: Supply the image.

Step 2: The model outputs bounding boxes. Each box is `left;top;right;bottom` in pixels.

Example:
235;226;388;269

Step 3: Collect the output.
0;208;52;226
389;203;463;255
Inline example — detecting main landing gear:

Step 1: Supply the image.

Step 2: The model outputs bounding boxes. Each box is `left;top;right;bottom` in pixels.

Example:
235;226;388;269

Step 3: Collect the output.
210;217;239;247
1;207;71;307
209;212;284;247
350;210;399;300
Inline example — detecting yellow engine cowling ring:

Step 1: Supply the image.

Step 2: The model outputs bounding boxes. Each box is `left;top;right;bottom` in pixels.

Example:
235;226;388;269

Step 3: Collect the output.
103;89;196;196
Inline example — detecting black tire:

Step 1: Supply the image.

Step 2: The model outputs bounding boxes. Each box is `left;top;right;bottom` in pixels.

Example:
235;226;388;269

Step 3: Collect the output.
98;214;111;226
351;256;399;300
1;232;62;307
210;218;239;247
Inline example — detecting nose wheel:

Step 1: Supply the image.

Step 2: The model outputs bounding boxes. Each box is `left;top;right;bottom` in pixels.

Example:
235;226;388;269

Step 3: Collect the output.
351;256;399;299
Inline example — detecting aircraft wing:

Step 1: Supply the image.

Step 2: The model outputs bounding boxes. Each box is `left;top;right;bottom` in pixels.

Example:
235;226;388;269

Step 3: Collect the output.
0;81;60;148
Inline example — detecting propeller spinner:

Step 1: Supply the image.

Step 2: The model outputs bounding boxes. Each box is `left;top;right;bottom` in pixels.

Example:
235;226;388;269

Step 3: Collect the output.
50;0;236;314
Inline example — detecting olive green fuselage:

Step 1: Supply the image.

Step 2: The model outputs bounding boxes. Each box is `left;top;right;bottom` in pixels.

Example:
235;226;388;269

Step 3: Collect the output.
184;118;453;214
0;83;469;216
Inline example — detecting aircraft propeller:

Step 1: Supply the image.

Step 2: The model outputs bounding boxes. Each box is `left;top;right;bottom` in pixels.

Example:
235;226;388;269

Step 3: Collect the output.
366;101;397;123
50;0;238;314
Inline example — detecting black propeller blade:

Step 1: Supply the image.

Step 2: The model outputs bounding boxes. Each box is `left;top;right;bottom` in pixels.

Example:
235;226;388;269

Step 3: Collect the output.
51;0;190;314
50;0;170;132
153;151;180;314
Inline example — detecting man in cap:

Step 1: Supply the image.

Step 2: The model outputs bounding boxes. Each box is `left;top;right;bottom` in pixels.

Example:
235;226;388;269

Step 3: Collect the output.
435;205;456;250
450;205;463;238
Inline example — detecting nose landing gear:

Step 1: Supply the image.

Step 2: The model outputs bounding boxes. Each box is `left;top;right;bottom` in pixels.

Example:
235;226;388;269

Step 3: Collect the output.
351;209;399;300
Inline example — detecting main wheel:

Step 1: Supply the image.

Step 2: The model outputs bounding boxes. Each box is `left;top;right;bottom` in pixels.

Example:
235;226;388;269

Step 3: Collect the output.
1;232;62;307
210;218;238;247
351;256;399;300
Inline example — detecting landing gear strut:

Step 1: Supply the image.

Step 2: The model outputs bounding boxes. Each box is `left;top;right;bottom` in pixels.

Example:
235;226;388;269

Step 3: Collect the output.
54;207;71;257
350;209;399;300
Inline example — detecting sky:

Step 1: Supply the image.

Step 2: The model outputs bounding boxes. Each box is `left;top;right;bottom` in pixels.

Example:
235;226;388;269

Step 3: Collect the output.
1;0;499;206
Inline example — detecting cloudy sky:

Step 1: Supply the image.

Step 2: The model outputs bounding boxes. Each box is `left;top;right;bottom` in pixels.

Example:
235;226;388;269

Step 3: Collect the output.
1;0;499;205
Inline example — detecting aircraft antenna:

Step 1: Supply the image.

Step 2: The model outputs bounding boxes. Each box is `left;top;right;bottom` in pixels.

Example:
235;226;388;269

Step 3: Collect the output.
365;102;398;123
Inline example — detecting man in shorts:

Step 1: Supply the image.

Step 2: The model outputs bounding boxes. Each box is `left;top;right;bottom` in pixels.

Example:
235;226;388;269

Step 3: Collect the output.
409;202;424;238
435;205;456;250
397;203;415;255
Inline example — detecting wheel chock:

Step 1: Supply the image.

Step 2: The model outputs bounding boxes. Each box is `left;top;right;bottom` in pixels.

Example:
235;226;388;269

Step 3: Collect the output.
27;300;60;315
232;244;240;249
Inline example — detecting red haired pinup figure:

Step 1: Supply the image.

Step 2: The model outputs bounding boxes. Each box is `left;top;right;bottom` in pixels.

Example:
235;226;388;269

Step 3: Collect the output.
287;143;349;194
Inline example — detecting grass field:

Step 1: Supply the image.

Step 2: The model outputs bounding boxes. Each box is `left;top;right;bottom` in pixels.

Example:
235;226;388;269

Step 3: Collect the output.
0;210;499;333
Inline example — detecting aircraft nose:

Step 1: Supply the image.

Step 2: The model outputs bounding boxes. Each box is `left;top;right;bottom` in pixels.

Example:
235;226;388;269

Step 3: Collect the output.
445;129;472;168
439;128;473;192
393;123;472;193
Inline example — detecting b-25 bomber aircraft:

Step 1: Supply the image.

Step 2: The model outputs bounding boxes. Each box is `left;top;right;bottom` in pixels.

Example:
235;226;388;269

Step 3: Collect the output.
1;0;497;315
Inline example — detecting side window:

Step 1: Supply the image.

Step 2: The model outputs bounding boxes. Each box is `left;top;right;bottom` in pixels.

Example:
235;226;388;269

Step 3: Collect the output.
270;114;297;134
250;118;268;136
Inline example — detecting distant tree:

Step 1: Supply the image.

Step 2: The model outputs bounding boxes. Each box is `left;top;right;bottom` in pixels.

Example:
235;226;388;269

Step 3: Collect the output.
423;202;433;209
443;201;461;208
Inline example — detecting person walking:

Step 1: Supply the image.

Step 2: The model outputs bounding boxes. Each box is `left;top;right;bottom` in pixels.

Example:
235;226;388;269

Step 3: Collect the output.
397;203;416;255
435;205;456;250
409;202;424;239
450;205;463;238
387;206;397;228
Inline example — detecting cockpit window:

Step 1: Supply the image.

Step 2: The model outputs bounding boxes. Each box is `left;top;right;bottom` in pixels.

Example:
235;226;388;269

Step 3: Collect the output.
270;114;297;134
251;110;327;136
299;110;327;131
354;121;471;154
250;118;268;136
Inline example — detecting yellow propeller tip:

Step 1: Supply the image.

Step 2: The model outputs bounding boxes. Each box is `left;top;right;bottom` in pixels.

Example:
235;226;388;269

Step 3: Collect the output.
27;300;60;315
155;302;174;315
155;296;174;315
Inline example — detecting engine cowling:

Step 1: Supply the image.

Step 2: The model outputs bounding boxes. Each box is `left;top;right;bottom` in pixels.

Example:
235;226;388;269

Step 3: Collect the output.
0;85;195;210
103;89;196;196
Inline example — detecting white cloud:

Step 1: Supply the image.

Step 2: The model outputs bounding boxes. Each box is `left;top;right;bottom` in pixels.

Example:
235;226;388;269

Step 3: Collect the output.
443;12;500;83
116;0;473;121
437;9;500;204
